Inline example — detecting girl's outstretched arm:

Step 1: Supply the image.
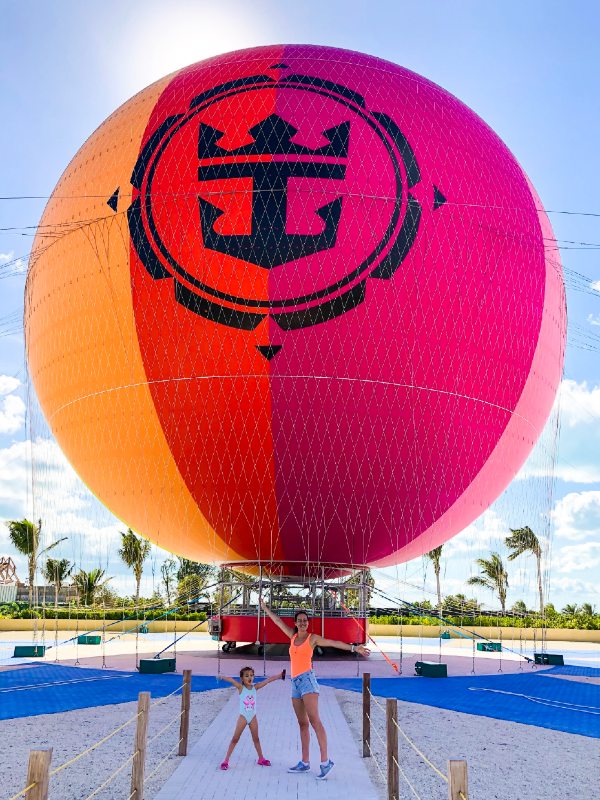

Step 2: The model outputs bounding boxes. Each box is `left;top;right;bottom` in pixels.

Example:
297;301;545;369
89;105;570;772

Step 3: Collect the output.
255;669;286;690
311;635;370;657
217;674;243;690
259;598;294;638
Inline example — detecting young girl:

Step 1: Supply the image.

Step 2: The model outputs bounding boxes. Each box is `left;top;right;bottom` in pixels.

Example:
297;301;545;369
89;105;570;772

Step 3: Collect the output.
217;665;285;770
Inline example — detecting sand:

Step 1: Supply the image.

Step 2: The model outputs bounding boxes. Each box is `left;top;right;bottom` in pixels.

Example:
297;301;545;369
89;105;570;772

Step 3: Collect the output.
336;689;600;800
1;689;230;800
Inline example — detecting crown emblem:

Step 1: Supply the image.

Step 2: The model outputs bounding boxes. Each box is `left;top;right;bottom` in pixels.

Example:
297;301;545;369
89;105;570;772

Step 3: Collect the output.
197;114;349;269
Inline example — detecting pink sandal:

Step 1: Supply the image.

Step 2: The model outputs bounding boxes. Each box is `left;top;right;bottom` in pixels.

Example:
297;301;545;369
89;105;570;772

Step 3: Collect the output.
257;758;271;767
220;761;229;770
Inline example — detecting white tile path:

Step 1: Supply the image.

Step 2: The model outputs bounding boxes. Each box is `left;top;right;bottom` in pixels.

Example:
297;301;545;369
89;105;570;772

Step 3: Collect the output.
154;681;379;799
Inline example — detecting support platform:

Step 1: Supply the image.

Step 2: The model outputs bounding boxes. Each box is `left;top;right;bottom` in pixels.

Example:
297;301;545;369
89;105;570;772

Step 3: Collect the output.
534;652;564;666
415;660;447;677
139;657;176;674
13;645;47;658
477;642;502;652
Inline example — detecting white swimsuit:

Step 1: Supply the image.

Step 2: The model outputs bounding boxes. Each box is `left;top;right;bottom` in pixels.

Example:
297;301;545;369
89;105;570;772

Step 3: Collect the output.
239;686;257;722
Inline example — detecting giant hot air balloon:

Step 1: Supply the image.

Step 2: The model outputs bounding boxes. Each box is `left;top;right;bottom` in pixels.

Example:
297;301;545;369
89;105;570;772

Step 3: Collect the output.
26;45;565;579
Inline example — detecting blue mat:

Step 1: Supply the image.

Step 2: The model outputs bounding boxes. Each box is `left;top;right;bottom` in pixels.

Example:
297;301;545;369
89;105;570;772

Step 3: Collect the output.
0;663;221;720
321;667;600;739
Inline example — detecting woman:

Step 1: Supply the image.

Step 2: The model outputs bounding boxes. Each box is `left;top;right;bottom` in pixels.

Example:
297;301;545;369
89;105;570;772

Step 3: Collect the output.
260;598;369;780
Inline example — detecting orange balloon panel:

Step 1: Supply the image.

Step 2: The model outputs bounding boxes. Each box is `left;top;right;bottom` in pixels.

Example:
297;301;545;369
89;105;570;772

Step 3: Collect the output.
26;71;248;564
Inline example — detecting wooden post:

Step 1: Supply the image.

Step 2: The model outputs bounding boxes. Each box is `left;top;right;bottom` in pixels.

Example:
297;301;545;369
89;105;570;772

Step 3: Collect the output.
130;691;150;800
386;698;399;800
179;669;192;756
362;672;371;757
25;749;52;800
448;759;468;799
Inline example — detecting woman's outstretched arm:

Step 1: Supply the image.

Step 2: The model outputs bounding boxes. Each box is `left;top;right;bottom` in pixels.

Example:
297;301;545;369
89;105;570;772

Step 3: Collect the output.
259;597;294;638
311;635;370;657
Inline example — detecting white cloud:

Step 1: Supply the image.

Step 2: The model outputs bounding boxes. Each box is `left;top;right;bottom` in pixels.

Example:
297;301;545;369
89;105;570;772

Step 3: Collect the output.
0;376;20;395
553;542;600;574
587;313;600;327
0;440;30;515
0;394;25;435
558;379;600;427
0;375;25;435
443;509;508;556
0;250;26;274
515;379;600;483
513;379;600;483
549;576;600;598
551;490;600;542
590;280;600;293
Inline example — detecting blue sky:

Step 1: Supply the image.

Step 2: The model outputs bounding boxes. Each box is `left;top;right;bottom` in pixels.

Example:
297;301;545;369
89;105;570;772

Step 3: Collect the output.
0;1;599;610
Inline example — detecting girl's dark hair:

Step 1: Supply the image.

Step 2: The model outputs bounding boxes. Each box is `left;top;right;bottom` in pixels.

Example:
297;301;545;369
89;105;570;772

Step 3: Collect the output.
293;609;310;634
239;666;254;679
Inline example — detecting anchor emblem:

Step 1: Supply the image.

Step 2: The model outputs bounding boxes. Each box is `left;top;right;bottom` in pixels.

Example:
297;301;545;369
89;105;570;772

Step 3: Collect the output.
197;114;349;269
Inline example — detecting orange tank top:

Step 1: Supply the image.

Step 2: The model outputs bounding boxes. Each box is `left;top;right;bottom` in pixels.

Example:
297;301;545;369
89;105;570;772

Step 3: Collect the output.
290;633;313;677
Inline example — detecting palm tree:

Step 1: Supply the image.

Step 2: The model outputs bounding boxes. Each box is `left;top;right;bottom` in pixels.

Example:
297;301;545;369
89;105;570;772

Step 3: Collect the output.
161;558;177;606
505;526;544;614
118;529;151;605
426;545;444;614
42;558;73;607
73;568;111;606
580;603;595;617
176;558;216;583
467;553;509;614
6;518;66;606
562;603;578;617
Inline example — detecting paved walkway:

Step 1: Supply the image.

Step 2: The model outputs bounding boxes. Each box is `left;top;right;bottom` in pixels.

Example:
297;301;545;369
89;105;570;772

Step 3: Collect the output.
154;680;379;799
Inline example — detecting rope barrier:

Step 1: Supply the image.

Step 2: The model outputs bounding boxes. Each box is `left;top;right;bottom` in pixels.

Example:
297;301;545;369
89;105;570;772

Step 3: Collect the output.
149;684;183;707
147;710;183;745
81;752;136;800
7;781;36;800
367;689;468;800
392;754;424;800
143;737;184;785
366;707;424;800
17;677;190;799
369;690;448;784
49;710;142;776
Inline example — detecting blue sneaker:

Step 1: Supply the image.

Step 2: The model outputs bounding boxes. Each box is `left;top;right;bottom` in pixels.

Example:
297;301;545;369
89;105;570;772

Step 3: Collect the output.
316;760;334;780
288;761;310;773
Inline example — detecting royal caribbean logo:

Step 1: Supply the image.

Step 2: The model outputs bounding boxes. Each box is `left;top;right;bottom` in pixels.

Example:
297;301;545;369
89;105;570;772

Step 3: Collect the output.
126;70;445;333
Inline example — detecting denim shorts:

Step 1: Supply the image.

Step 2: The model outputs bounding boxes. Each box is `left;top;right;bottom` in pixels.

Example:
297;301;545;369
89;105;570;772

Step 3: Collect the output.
291;669;320;699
